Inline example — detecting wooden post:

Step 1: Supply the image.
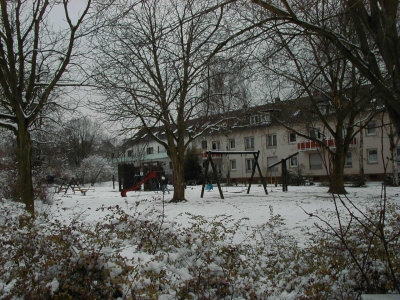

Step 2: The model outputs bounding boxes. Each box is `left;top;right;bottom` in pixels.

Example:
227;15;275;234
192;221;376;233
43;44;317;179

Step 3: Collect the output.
201;152;210;198
268;152;298;192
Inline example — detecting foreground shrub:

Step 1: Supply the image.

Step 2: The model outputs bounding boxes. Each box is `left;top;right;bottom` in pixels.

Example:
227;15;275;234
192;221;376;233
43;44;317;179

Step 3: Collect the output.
299;193;400;298
0;193;398;299
0;204;134;299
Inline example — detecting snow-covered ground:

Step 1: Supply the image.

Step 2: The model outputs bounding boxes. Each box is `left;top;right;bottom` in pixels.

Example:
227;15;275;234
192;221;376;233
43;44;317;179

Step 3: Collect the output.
43;181;399;247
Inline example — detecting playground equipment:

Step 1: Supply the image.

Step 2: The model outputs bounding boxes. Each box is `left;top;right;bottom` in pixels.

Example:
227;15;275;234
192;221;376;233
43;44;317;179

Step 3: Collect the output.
201;150;268;199
205;183;213;191
57;178;93;195
121;171;158;197
268;152;299;192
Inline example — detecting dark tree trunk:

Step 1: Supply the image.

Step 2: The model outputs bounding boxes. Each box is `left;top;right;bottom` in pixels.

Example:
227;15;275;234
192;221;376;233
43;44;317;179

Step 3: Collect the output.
328;148;348;194
170;153;186;202
16;125;35;216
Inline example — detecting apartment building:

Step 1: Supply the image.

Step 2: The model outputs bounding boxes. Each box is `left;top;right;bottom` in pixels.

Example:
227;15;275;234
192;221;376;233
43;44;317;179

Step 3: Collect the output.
119;101;400;184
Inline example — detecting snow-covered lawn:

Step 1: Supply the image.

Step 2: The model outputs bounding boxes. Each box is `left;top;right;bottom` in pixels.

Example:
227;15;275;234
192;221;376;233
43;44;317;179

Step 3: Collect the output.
46;181;399;246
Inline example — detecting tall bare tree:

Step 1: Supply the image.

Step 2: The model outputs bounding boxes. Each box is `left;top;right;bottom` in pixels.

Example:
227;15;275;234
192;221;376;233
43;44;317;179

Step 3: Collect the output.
0;0;93;216
251;0;400;138
258;12;382;193
92;0;253;202
59;116;104;167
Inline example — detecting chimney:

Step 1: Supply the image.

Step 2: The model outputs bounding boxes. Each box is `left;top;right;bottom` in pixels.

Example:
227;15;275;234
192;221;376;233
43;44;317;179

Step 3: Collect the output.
274;97;280;103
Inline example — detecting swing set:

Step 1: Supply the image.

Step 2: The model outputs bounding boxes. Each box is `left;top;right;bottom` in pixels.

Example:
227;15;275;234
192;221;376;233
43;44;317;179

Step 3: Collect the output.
201;150;268;199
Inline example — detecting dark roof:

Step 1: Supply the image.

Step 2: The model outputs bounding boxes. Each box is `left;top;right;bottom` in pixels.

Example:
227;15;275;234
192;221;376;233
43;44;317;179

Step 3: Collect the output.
123;85;383;145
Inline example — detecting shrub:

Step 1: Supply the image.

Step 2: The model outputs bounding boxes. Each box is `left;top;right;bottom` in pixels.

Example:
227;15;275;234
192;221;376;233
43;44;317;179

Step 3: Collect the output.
79;155;113;186
344;174;366;187
0;192;398;299
0;165;19;201
300;193;400;297
287;171;306;186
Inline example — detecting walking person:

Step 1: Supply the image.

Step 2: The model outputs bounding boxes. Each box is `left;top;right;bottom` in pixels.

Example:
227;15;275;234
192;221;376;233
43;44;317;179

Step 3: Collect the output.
161;176;170;194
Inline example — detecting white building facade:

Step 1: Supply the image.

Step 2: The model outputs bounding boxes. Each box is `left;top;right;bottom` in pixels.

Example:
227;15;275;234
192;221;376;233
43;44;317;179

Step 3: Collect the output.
121;107;400;184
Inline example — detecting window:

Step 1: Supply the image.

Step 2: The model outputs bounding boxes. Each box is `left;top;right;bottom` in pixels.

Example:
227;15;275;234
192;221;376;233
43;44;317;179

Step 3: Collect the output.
397;148;400;165
250;115;259;124
289;132;296;143
127;150;133;157
212;141;220;150
309;153;322;169
230;160;237;170
250;113;270;125
245;137;254;150
366;122;376;136
246;159;255;172
290;156;298;167
309;128;323;140
345;152;352;167
146;147;154;154
267;156;278;172
262;113;271;124
229;139;236;150
267;134;277;147
367;149;378;163
201;140;207;150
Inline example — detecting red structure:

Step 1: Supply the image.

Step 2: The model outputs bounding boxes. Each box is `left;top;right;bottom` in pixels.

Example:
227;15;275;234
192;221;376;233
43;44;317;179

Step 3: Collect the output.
121;171;158;197
297;138;357;151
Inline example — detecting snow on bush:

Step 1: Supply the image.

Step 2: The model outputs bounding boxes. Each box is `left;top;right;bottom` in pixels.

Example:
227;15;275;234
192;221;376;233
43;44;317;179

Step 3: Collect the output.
78;155;113;186
0;195;398;299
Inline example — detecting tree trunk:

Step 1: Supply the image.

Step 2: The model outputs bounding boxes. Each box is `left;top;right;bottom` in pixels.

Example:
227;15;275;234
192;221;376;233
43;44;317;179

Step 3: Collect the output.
359;127;365;182
391;149;398;187
328;150;348;194
170;154;186;202
16;125;35;217
388;127;399;187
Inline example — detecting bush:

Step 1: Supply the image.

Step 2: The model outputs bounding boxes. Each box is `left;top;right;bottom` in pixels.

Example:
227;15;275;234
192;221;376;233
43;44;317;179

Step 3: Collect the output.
299;193;400;297
78;155;113;186
0;192;398;299
384;174;399;187
0;165;19;201
344;174;366;187
287;171;306;186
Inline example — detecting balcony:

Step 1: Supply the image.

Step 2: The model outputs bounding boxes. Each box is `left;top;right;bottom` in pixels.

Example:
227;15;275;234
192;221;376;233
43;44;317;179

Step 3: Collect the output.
201;152;223;160
297;138;357;151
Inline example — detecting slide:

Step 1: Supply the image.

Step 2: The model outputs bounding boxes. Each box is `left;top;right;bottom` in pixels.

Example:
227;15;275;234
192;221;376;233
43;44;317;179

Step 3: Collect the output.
121;171;158;197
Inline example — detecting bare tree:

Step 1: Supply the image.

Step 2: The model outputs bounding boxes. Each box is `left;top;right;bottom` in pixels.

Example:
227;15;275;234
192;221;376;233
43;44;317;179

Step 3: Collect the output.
251;0;400;138
92;0;252;202
58;116;104;167
0;0;94;216
201;56;251;115
262;26;382;193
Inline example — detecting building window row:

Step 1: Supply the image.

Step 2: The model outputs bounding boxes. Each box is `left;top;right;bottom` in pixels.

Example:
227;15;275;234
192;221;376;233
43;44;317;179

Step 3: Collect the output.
207;149;381;175
203;132;299;151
